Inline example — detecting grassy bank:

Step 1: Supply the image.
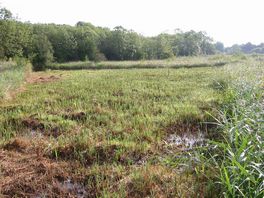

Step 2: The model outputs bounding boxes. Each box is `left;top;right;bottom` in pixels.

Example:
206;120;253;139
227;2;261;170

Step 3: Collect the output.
47;56;229;70
0;60;29;99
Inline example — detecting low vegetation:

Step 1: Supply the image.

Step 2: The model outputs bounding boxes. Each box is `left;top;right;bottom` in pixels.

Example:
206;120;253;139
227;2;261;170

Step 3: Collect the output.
206;61;264;197
0;59;29;99
1;55;262;197
0;57;228;196
47;56;227;70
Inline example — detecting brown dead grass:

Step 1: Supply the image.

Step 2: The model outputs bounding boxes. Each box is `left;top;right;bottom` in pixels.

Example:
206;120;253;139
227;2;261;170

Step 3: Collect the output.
3;72;62;101
0;136;88;197
4;86;27;101
22;118;45;131
117;165;200;198
0;150;71;197
26;73;62;84
3;138;30;153
51;142;146;166
62;111;86;121
21;117;64;138
165;121;202;136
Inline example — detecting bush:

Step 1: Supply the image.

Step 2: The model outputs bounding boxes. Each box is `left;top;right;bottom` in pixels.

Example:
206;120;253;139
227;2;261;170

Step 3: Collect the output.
31;34;54;71
94;52;107;62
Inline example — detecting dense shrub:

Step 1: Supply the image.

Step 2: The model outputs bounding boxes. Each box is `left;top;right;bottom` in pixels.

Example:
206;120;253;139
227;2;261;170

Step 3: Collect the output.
0;6;219;64
31;34;53;71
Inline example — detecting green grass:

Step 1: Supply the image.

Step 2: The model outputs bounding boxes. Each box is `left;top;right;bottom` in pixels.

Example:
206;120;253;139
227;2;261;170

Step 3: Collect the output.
0;60;28;99
0;55;263;197
0;65;227;196
47;56;228;70
189;58;264;197
205;61;264;197
0;67;224;138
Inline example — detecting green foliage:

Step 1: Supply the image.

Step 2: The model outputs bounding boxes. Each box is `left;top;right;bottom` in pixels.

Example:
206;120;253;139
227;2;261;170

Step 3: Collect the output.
173;30;215;56
31;34;54;71
1;4;264;67
153;34;174;59
34;24;78;62
215;82;264;197
0;6;32;59
226;42;264;54
100;26;143;60
0;20;32;59
196;61;264;197
215;42;225;53
0;5;218;64
75;27;97;61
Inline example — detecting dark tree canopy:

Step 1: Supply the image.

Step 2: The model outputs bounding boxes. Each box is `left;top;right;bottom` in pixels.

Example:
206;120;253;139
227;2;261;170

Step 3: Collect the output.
2;5;262;70
31;34;54;71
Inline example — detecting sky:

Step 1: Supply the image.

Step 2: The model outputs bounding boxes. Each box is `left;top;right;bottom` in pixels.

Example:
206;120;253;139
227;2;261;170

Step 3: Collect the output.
1;0;263;47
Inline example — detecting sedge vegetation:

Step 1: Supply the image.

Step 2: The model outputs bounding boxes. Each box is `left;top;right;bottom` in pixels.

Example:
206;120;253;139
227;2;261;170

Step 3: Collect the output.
0;57;225;197
0;55;263;197
203;59;264;197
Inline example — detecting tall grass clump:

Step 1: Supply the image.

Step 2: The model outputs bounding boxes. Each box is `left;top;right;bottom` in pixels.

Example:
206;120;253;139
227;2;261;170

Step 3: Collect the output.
0;58;29;98
209;64;264;197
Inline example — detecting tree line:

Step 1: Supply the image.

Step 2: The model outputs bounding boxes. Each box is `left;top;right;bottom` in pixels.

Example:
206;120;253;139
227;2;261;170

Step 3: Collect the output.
225;42;264;54
2;6;259;71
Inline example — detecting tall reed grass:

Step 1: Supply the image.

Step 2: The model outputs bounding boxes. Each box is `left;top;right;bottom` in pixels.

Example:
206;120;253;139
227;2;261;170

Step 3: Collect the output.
207;62;264;197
